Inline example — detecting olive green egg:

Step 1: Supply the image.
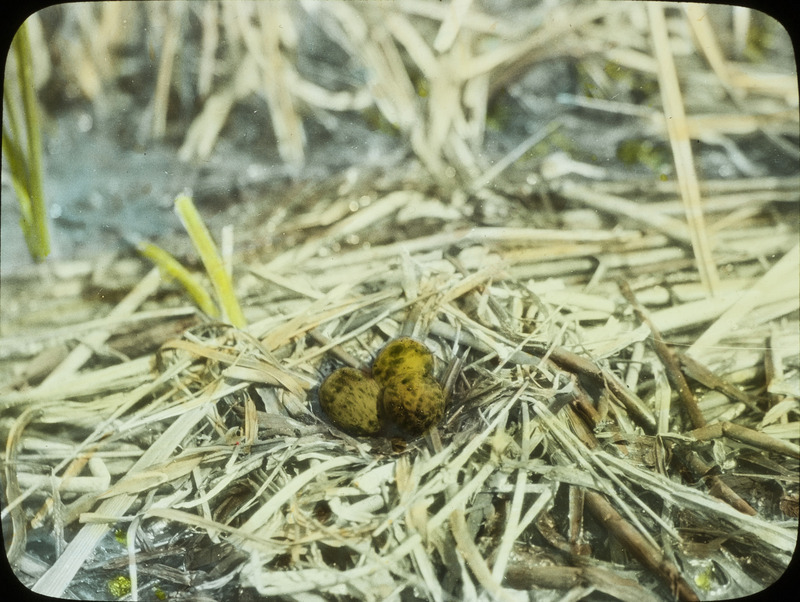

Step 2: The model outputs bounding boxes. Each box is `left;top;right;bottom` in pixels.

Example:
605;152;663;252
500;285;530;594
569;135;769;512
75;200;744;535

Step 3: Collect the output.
319;367;382;436
372;337;435;387
381;370;445;435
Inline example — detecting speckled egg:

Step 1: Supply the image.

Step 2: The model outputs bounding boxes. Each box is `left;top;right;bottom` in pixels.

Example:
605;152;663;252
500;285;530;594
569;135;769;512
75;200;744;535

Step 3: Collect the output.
372;337;435;386
319;367;382;436
381;371;445;435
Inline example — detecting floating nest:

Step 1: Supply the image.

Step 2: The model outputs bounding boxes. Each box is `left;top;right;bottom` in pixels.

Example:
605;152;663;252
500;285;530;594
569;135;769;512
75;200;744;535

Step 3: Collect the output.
2;191;798;600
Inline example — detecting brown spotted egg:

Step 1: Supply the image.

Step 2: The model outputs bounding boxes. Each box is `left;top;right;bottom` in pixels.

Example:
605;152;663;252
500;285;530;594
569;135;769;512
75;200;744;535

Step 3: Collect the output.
373;337;445;436
372;337;434;386
320;337;446;437
381;371;445;435
319;367;382;436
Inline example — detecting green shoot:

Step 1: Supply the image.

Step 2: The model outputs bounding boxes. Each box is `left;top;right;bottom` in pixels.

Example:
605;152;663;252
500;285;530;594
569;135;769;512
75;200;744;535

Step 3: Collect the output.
174;194;246;328
137;241;220;319
2;20;49;262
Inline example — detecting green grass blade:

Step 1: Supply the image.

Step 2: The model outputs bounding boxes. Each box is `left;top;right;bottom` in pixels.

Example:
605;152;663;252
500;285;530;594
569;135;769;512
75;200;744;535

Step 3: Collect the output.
6;20;50;261
137;241;220;319
174;194;246;328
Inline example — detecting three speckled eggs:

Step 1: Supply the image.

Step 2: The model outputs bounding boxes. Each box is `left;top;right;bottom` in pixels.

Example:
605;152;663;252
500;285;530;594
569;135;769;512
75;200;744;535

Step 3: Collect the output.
319;338;446;436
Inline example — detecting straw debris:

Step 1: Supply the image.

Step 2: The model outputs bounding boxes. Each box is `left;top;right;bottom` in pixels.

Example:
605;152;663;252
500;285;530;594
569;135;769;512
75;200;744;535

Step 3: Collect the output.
3;214;797;599
1;2;798;601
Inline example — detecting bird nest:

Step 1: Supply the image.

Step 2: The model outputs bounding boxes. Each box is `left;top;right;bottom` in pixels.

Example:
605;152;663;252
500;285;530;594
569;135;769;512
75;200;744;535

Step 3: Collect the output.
2;204;798;600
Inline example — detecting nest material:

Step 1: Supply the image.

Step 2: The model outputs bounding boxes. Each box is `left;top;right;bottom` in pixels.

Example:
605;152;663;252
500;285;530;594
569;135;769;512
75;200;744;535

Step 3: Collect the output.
1;1;799;601
2;200;798;600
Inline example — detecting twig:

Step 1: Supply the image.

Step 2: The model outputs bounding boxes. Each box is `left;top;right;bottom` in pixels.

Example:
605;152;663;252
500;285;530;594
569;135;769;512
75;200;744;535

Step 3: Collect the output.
584;490;699;601
689;421;800;459
678;352;760;411
676;450;756;516
619;280;706;429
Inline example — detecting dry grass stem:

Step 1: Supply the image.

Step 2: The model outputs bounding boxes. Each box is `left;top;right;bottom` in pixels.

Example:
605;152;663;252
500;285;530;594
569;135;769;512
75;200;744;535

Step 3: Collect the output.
648;4;719;295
